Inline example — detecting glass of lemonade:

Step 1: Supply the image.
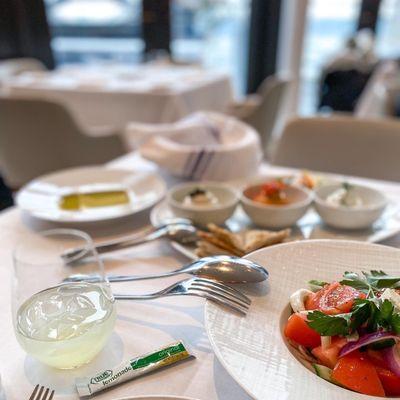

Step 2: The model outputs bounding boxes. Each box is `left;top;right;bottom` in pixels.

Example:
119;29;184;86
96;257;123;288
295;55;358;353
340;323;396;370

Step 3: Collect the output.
12;229;116;369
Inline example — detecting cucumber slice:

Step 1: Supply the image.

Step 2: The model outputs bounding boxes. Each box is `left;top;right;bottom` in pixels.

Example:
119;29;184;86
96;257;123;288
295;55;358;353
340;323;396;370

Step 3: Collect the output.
313;364;333;382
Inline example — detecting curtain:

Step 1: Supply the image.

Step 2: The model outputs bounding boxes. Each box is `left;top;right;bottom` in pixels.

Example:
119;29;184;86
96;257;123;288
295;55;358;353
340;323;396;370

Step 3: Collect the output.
247;0;282;93
142;0;171;58
0;0;54;68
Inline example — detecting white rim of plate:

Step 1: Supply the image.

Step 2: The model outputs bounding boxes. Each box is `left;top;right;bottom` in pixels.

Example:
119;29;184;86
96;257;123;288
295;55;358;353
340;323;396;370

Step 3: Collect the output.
17;167;166;223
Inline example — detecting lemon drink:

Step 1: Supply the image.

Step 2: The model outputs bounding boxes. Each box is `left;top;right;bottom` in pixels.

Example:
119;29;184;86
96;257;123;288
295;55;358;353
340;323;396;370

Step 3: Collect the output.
15;282;116;369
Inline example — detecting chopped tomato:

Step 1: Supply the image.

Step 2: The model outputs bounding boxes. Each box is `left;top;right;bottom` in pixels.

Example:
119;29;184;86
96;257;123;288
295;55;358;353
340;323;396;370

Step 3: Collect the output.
376;367;400;396
284;313;321;348
252;181;288;205
331;351;385;397
311;337;347;369
367;349;389;369
305;282;366;315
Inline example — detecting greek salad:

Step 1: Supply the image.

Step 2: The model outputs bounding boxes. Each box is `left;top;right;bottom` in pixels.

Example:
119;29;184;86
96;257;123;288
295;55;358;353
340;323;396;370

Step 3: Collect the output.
284;271;400;397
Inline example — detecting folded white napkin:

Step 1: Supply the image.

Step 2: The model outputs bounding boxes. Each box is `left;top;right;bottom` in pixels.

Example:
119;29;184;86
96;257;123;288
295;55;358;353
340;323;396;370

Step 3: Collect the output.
125;112;262;181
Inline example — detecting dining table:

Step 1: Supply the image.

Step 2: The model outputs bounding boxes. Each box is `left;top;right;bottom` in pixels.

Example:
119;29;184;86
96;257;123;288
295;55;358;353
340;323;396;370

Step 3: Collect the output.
3;63;234;133
2;152;400;400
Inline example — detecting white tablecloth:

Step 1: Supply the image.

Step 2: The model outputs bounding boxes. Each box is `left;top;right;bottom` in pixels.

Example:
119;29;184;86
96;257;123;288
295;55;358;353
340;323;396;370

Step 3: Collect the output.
2;154;400;400
4;65;234;132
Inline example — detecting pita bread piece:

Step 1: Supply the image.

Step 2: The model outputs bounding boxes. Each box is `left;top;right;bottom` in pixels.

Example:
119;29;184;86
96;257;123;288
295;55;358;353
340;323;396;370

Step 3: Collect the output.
206;223;244;251
243;228;291;253
197;231;244;256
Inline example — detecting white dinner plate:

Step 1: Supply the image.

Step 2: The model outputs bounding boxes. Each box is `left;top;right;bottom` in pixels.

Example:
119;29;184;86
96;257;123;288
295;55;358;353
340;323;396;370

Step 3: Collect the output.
16;166;166;223
204;240;400;400
150;200;400;260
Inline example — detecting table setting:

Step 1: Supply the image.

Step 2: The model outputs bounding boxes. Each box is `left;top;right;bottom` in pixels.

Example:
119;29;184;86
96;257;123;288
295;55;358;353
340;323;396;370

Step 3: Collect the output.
4;109;400;400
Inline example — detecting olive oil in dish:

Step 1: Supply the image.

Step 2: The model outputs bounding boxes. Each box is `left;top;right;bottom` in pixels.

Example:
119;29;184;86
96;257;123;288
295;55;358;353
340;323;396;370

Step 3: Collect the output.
15;282;116;369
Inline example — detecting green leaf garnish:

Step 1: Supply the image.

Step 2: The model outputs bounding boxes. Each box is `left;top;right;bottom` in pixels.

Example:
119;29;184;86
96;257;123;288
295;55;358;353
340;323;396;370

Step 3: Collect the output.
342;182;352;191
350;299;376;331
307;311;351;336
340;270;400;293
364;271;400;289
379;299;394;320
340;272;370;292
308;280;328;292
308;279;328;287
390;313;400;334
306;298;400;337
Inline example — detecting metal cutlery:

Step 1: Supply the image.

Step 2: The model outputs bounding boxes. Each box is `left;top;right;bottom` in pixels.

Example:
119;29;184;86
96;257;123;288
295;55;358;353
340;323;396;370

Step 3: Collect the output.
114;277;251;315
62;219;197;264
65;255;269;284
29;385;54;400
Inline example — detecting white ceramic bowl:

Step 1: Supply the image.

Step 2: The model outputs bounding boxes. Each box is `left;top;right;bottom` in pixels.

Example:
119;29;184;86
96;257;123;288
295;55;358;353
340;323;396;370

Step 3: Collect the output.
314;183;387;230
240;183;313;228
167;182;239;225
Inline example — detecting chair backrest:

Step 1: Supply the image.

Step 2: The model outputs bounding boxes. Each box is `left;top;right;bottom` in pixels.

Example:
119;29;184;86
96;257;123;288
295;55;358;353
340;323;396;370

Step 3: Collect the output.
271;116;400;182
0;96;125;187
243;76;289;150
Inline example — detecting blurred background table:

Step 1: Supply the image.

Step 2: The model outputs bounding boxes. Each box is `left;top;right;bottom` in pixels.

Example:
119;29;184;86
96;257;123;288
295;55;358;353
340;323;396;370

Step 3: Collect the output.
4;64;233;132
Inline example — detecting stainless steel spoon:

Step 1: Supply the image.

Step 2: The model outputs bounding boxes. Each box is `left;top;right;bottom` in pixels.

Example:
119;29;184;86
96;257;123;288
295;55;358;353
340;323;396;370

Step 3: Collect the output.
62;220;198;264
64;255;269;284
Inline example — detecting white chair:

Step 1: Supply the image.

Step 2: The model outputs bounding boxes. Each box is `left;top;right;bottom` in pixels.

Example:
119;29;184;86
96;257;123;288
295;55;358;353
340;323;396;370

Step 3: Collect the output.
0;96;127;188
271;116;400;182
227;76;289;154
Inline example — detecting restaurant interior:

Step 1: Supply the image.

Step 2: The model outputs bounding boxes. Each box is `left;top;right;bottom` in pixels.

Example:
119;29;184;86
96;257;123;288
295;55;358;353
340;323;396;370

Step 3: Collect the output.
1;1;400;400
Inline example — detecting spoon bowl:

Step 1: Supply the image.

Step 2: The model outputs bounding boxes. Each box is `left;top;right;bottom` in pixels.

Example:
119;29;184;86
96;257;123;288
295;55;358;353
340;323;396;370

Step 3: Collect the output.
186;256;269;283
165;223;198;244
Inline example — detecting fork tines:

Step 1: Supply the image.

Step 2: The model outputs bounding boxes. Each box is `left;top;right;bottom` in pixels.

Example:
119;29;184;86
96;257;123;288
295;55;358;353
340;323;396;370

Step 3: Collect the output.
29;385;54;400
188;278;251;315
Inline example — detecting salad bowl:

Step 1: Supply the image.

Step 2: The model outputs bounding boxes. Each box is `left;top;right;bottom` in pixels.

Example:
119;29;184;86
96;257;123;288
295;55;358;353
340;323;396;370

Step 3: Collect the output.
205;239;400;399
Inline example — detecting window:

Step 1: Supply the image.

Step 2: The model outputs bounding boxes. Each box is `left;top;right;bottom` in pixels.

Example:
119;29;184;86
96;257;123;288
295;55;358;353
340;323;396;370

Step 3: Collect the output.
375;0;400;58
300;0;361;114
171;0;251;94
44;0;250;94
45;0;143;64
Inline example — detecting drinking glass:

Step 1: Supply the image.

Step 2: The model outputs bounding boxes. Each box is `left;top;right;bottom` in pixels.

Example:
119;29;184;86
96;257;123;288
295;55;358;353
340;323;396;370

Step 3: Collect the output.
12;229;116;369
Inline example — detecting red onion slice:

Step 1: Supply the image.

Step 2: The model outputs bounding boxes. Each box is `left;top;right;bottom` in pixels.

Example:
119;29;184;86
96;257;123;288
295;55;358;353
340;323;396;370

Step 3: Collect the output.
339;331;400;358
383;345;400;377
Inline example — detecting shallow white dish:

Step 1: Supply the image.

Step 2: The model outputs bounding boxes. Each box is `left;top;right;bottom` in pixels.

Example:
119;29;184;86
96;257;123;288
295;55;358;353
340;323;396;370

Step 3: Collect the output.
150;200;400;260
16;166;166;223
167;182;239;225
204;240;400;400
315;183;387;229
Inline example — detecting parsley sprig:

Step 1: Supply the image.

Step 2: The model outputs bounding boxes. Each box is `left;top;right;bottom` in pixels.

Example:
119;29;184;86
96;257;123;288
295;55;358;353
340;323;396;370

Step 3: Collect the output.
340;270;400;294
305;270;400;336
307;299;400;336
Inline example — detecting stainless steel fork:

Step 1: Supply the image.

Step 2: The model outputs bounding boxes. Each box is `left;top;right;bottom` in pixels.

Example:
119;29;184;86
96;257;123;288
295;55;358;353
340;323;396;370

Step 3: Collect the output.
114;277;251;315
29;385;54;400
